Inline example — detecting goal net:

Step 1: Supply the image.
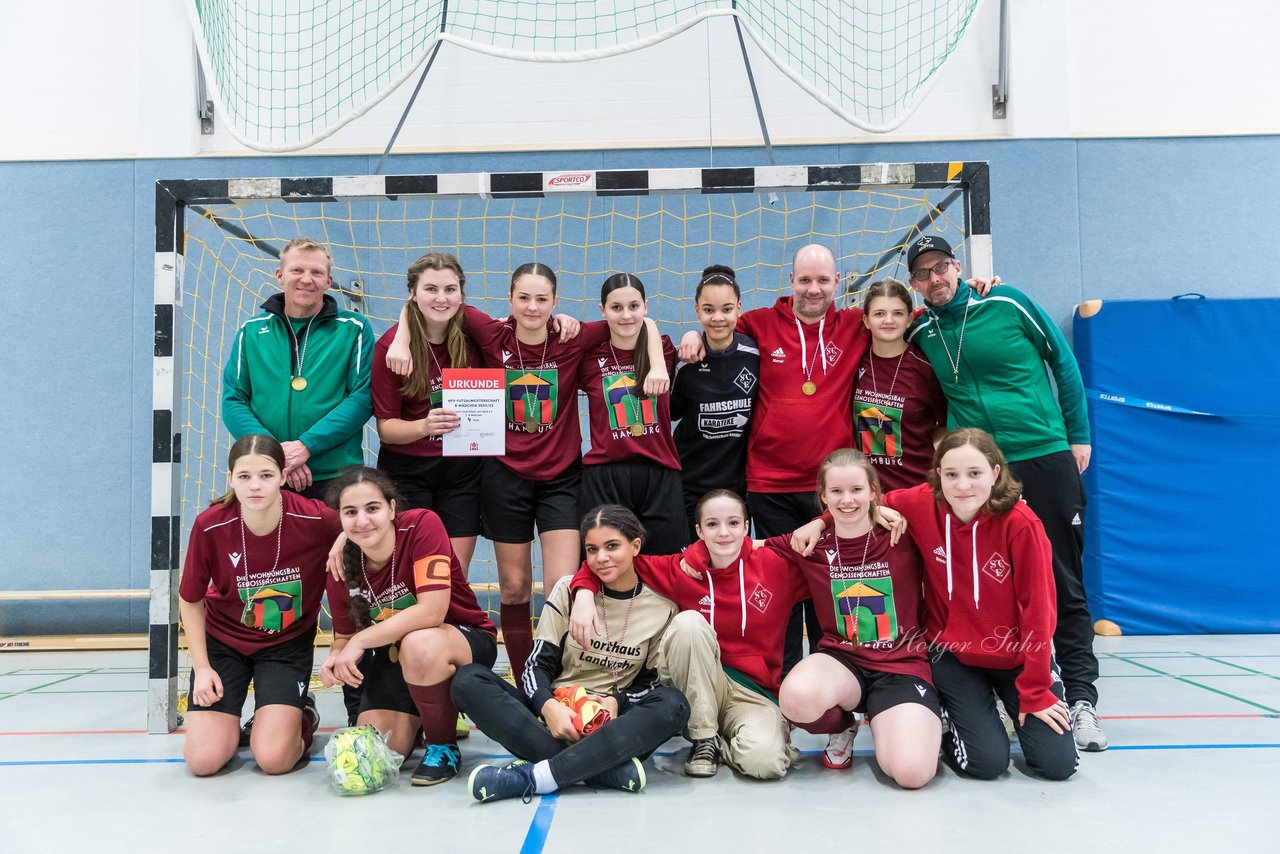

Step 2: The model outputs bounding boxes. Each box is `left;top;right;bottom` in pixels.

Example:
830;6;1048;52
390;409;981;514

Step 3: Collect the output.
149;161;992;730
187;0;984;150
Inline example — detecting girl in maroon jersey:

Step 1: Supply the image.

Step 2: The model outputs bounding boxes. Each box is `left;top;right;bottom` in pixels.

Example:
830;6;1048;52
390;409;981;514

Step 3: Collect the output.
179;434;339;776
320;466;498;787
371;252;482;574
384;261;663;689
576;273;683;556
771;449;941;789
853;278;947;491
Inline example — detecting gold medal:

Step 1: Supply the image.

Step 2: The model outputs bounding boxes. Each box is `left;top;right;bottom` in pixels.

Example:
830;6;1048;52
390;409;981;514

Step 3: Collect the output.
629;423;644;437
241;609;255;628
802;381;817;396
525;416;539;434
291;376;308;392
388;644;399;664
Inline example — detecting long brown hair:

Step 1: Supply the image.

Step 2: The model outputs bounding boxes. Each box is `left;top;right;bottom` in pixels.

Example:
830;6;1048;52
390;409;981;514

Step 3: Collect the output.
600;273;652;385
928;428;1023;515
216;434;286;506
402;253;470;402
325;466;405;630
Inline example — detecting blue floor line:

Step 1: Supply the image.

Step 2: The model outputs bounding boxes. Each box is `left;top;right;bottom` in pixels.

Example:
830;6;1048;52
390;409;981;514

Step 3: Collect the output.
519;793;559;854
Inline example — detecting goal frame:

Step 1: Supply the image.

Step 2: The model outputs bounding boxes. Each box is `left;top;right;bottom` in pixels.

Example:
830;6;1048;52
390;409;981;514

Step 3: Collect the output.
149;160;992;732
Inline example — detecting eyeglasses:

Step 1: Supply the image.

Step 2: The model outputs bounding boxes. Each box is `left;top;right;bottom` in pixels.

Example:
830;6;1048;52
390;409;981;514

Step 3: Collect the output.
909;260;955;281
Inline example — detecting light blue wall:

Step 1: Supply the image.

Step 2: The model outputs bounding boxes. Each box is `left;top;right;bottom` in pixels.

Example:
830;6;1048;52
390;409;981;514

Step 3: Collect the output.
3;136;1278;632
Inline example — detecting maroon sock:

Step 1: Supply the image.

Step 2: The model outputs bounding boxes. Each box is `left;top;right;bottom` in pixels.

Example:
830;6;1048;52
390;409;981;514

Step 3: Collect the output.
789;705;854;734
407;679;458;746
500;601;534;689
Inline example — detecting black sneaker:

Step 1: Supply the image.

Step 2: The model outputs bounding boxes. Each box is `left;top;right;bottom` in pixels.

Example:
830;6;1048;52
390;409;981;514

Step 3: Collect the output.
583;757;646;793
411;743;461;786
684;737;719;777
238;716;254;748
300;695;320;755
468;760;536;804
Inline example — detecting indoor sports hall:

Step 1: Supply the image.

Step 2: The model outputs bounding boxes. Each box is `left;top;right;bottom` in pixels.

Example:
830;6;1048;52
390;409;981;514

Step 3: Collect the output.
2;3;1278;852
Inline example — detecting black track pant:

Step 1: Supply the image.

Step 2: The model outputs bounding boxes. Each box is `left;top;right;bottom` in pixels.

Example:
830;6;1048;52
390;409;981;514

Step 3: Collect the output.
451;664;689;787
748;490;823;679
931;648;1078;781
1008;451;1099;706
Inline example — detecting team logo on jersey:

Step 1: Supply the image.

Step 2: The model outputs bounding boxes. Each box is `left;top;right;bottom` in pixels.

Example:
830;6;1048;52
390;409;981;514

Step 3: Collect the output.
228;551;242;569
854;401;903;458
830;577;898;644
600;372;658;435
982;553;1011;584
506;368;559;430
748;583;773;614
370;591;418;623
824;342;843;365
733;366;757;394
238;579;303;633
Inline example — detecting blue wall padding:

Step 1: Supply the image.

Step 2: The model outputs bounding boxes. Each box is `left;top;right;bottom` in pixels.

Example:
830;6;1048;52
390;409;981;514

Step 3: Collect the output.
1074;296;1280;634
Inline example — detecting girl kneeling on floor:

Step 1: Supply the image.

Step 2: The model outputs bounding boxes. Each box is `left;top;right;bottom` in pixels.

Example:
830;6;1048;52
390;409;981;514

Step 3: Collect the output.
775;449;941;789
180;435;339;776
320;466;497;787
452;505;689;803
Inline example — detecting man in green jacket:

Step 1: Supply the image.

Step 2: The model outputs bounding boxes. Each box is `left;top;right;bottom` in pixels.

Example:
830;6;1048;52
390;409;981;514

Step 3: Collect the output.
904;235;1106;753
222;237;375;499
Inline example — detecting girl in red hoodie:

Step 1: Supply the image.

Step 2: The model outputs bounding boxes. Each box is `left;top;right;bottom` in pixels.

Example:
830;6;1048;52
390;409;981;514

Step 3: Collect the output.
797;430;1077;780
893;429;1077;780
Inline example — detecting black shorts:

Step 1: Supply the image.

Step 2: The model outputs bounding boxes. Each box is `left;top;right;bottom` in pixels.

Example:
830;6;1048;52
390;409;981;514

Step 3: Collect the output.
817;650;942;720
187;628;315;716
580;459;688;556
481;458;582;543
377;447;482;537
356;624;498;717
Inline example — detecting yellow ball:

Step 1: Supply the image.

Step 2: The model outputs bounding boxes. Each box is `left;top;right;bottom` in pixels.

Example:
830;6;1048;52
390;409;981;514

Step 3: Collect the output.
1094;619;1122;637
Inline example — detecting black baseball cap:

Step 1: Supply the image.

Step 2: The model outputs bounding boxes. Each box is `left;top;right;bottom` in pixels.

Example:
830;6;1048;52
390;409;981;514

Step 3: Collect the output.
906;235;955;270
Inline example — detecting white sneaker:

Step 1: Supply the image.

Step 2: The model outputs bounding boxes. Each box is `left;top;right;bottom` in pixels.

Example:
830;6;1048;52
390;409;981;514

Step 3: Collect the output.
821;720;858;769
1070;700;1108;751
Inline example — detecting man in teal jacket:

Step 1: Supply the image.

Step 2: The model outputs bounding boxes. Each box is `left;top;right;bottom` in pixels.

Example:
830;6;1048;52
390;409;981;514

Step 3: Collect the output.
904;235;1107;752
222;237;375;499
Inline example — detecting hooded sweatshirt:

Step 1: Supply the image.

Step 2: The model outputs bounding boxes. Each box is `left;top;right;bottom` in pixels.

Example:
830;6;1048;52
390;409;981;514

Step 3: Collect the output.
569;540;806;695
884;483;1059;713
736;298;869;492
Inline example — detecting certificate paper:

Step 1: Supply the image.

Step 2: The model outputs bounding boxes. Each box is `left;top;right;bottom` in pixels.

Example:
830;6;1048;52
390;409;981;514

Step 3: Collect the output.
442;369;507;457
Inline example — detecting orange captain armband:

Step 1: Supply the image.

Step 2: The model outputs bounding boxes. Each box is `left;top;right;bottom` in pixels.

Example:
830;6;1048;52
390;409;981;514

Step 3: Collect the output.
553;685;612;735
